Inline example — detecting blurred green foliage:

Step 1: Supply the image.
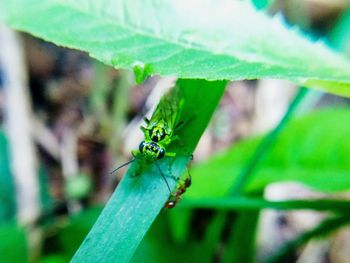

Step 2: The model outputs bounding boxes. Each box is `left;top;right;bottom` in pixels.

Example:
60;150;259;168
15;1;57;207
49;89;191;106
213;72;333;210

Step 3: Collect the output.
0;223;27;263
251;0;275;10
188;109;350;198
58;207;102;259
0;129;16;221
64;173;92;200
330;6;350;55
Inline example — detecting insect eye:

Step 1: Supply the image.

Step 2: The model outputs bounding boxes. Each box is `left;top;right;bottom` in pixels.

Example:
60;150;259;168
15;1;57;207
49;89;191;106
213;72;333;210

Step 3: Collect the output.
157;147;165;159
139;141;146;153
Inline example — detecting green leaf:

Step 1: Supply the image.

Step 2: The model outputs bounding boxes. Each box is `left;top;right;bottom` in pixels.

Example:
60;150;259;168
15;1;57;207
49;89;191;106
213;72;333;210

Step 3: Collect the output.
38;166;54;215
188;109;350;198
71;80;226;262
40;255;67;263
166;208;192;243
1;1;350;95
0;223;27;263
58;207;102;259
251;0;276;10
222;211;259;263
132;211;227;263
329;6;350;53
131;214;193;263
199;212;227;263
0;130;16;221
230;88;308;195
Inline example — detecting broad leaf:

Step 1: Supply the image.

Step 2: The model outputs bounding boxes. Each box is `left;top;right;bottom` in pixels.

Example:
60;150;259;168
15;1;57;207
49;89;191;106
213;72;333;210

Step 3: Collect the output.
1;1;350;95
187;109;350;198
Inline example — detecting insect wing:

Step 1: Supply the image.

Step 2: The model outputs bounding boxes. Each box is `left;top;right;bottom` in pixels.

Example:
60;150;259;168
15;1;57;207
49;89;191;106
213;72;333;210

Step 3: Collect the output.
148;87;182;136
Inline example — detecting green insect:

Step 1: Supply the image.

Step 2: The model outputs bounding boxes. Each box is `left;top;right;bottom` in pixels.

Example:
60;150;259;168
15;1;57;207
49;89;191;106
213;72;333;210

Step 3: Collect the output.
133;86;184;160
112;86;190;194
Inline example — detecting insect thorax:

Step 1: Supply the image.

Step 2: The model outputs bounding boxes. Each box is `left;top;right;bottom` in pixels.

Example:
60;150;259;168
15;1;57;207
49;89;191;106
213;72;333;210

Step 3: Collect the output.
148;121;171;142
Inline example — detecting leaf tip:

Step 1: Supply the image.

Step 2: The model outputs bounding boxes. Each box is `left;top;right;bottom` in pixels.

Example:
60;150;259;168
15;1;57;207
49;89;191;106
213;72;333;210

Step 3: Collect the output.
132;61;154;84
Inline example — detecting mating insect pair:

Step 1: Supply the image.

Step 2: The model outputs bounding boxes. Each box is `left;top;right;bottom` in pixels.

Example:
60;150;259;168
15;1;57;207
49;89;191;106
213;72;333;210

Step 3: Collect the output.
112;86;193;208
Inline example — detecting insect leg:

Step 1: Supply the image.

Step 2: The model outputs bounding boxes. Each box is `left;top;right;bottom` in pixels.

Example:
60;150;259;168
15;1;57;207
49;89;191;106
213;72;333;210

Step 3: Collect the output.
164;152;176;157
184;165;192;187
154;160;171;193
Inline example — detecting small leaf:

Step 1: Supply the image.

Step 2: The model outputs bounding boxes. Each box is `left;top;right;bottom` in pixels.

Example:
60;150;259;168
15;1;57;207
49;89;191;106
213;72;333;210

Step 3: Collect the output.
132;62;153;84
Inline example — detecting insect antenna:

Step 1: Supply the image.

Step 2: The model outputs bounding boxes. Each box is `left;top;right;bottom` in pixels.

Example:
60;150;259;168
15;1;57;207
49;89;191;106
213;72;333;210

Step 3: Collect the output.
154;160;171;193
110;159;135;174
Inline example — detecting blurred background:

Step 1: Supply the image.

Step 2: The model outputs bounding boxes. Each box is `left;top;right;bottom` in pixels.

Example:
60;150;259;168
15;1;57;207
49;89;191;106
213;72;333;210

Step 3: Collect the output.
0;0;350;262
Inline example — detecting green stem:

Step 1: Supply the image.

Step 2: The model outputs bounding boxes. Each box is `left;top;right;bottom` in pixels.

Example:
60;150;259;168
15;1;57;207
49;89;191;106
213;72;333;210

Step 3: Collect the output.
182;197;350;214
230;87;308;196
109;70;130;155
89;62;110;129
